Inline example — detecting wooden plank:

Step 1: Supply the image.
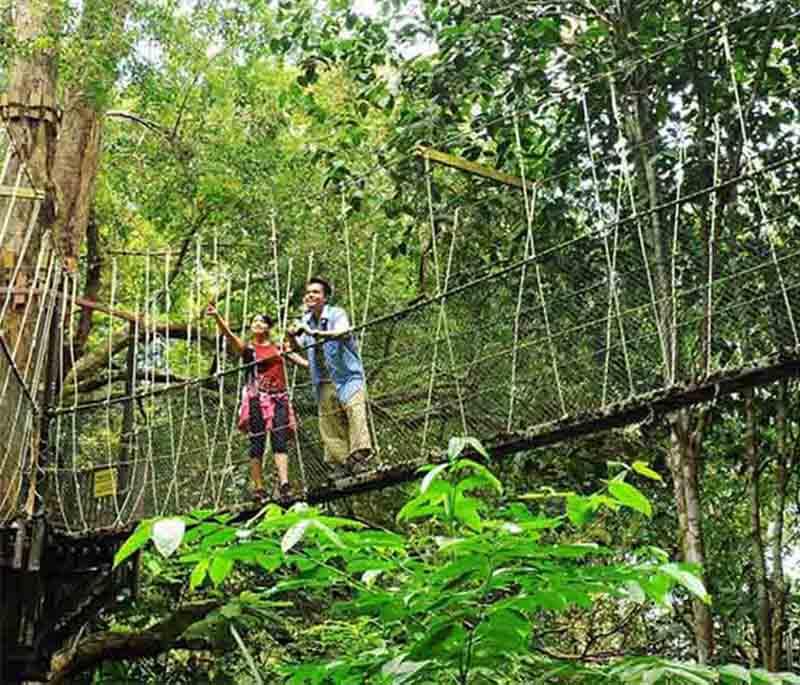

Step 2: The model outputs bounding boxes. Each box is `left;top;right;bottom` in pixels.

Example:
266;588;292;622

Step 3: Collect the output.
415;145;534;191
0;185;44;200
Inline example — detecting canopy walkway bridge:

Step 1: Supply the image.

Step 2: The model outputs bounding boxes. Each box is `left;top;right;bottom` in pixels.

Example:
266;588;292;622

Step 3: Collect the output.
2;15;800;682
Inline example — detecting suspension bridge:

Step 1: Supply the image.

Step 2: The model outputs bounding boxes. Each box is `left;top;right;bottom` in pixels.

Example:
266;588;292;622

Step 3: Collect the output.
2;17;800;682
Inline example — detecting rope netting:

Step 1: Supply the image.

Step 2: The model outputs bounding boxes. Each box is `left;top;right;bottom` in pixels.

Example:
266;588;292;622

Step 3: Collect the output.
0;17;798;535
0;125;61;526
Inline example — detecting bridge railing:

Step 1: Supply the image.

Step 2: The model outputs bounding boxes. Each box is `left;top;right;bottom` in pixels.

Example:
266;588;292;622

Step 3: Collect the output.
0;125;60;526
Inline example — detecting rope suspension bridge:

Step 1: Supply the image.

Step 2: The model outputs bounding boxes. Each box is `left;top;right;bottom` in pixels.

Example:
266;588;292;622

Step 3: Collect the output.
2;14;800;681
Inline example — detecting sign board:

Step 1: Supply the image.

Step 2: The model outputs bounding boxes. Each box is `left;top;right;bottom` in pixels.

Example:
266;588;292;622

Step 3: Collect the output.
94;468;118;498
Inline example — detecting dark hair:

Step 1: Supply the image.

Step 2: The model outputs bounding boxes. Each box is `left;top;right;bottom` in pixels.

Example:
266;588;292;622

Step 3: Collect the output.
251;313;275;326
307;276;333;299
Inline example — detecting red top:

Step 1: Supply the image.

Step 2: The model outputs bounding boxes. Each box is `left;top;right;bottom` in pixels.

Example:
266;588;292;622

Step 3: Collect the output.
250;342;288;393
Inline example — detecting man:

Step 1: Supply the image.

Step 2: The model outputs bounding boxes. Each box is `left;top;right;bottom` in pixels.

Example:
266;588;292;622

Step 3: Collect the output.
290;277;372;478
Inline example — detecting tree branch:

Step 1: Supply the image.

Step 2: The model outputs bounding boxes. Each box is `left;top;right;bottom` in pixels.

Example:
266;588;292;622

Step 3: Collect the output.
48;600;222;685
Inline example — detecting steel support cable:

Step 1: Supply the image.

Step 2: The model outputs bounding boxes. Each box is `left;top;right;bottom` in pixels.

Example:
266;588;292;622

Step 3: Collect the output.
722;27;799;349
581;92;634;402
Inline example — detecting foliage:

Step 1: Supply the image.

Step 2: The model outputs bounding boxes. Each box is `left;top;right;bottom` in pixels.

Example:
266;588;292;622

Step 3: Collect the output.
111;437;799;684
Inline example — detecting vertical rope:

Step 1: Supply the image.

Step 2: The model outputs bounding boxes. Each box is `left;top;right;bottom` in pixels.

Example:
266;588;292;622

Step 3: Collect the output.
103;258;118;522
163;251;179;511
513;114;567;418
17;258;60;522
287;255;312;497
0;165;25;249
359;233;378;352
421;209;460;454
608;77;671;376
342;193;355;313
4;253;58;523
580;93;635;402
0;198;42;323
438;211;468;436
706;117;721;376
722;28;799;348
671;145;686;385
0;243;56;521
424;156;442;290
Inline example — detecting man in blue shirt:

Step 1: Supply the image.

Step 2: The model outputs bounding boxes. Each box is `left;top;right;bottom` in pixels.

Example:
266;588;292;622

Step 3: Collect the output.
290;277;372;478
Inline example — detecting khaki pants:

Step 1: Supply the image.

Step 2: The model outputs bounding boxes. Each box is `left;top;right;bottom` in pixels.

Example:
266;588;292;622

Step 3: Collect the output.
318;383;372;464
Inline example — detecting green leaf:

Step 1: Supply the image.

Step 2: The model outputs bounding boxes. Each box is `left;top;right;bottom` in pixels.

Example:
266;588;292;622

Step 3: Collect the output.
566;494;593;526
632;460;663;481
452;459;502;493
608;481;652;517
190;558;210;590
209;556;234;586
719;664;752;683
282;520;313;553
659;563;710;604
409;620;466;659
448;436;467;460
309;519;345;548
113;520;153;567
420;463;449;493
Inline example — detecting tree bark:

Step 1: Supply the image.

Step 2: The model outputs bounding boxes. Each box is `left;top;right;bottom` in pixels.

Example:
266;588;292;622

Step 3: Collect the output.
48;600;222;685
768;379;790;670
744;388;772;666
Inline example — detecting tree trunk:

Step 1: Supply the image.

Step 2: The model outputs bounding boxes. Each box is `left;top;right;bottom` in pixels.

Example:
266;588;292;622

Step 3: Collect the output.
768;379;790;670
668;409;714;663
744;388;772;666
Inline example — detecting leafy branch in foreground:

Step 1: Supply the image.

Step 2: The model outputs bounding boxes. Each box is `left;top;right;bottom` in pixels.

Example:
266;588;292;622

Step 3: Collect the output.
111;438;800;685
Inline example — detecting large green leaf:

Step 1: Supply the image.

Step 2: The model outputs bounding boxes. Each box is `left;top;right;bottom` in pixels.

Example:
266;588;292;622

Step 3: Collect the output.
113;520;153;567
608;481;653;517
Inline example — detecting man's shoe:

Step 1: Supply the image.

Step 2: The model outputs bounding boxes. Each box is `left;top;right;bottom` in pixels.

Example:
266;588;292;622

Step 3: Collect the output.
348;449;372;474
329;462;352;482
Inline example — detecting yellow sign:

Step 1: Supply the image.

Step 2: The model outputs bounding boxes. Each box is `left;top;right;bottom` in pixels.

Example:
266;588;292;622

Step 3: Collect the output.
94;468;118;498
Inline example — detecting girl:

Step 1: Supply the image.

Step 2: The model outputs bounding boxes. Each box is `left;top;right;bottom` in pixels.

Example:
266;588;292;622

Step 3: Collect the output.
207;304;307;502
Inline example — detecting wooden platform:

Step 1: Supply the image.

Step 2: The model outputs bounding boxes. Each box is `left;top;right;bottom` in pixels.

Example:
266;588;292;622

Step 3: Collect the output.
0;519;136;683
